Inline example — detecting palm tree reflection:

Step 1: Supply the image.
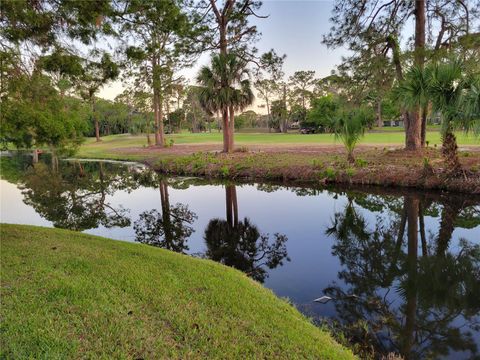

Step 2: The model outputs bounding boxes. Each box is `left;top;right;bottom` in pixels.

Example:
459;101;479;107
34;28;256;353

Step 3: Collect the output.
323;192;480;359
204;184;290;283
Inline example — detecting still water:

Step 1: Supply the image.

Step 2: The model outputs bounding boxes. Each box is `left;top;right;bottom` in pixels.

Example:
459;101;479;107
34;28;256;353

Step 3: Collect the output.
1;153;479;359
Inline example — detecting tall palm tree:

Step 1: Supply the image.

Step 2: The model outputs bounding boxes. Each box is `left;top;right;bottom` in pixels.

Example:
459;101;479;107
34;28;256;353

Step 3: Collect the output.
197;53;254;152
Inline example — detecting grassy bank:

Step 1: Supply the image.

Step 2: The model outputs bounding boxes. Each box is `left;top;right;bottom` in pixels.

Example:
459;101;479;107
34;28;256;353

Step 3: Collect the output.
0;224;355;359
78;130;479;158
75;134;480;194
151;149;480;193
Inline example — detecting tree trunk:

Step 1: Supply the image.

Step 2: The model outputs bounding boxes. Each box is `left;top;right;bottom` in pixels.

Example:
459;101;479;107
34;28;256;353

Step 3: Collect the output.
405;0;426;151
229;105;235;152
153;88;163;146
388;35;422;150
386;206;407;281
152;56;164;147
414;0;426;68
226;184;232;226
403;195;419;356
388;36;414;147
421;106;427;146
405;111;422;150
216;6;233;152
225;184;238;228
232;185;238;228
376;100;383;127
282;84;288;133
442;130;461;174
32;149;39;164
217;111;221;133
160;180;170;216
158;97;165;146
266;97;271;131
436;200;461;256
145;115;152;146
166;98;171;133
347;151;355;164
222;108;229;152
77;161;84;177
50;147;59;172
160;180;174;248
93;98;101;142
419;202;428;257
192;111;197;133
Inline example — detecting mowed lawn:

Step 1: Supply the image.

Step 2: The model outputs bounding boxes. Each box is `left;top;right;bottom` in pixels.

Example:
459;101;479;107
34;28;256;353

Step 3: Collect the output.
0;224;354;359
78;129;479;157
77;130;478;159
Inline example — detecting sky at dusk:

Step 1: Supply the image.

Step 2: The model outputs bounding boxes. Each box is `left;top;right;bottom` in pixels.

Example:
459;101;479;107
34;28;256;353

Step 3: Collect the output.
99;1;348;108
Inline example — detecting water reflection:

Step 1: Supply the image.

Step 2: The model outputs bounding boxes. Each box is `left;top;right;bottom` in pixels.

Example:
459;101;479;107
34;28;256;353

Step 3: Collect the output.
1;153;479;359
15;158;136;231
323;191;480;359
134;180;197;253
204;184;290;283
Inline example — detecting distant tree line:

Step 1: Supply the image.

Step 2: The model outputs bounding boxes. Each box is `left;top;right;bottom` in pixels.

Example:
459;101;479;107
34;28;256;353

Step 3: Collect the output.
0;0;267;153
1;0;479;165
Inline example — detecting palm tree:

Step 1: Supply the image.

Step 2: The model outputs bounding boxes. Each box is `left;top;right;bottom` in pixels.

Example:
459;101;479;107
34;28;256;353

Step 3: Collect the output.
396;59;480;174
333;109;367;163
458;71;480;142
394;65;431;147
197;53;254;152
427;60;466;173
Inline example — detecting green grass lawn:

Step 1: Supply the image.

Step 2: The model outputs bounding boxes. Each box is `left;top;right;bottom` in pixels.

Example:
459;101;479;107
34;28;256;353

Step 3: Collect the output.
79;130;479;155
75;130;479;162
1;224;355;359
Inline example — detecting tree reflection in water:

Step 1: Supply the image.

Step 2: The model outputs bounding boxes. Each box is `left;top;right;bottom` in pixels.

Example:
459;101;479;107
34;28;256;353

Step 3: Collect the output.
5;153;478;358
204;184;290;283
134;180;197;253
19;159;135;231
323;191;480;359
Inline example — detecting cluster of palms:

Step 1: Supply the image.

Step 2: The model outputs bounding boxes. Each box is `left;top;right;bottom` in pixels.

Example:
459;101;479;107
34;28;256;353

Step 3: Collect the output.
196;53;254;152
396;59;480;173
195;54;479;172
333;58;480;169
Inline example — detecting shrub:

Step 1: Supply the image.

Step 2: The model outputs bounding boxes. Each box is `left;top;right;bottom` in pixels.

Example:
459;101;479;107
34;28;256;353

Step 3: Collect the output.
333;108;369;163
423;157;434;176
220;165;230;177
164;139;174;148
355;158;368;167
322;167;336;180
311;159;323;169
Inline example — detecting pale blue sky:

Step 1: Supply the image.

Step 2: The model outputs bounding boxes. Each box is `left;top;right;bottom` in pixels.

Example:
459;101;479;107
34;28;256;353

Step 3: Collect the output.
100;1;347;103
252;0;347;78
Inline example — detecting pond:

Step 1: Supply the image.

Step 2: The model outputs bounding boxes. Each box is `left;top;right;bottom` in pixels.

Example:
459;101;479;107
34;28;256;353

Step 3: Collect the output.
1;152;479;359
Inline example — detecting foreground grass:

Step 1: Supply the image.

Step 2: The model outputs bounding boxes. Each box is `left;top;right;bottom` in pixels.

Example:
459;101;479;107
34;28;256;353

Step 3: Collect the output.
0;224;355;359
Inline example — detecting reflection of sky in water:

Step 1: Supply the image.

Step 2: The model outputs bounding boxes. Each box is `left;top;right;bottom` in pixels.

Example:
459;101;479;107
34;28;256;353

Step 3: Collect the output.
2;178;479;306
1;180;53;227
2;167;480;359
